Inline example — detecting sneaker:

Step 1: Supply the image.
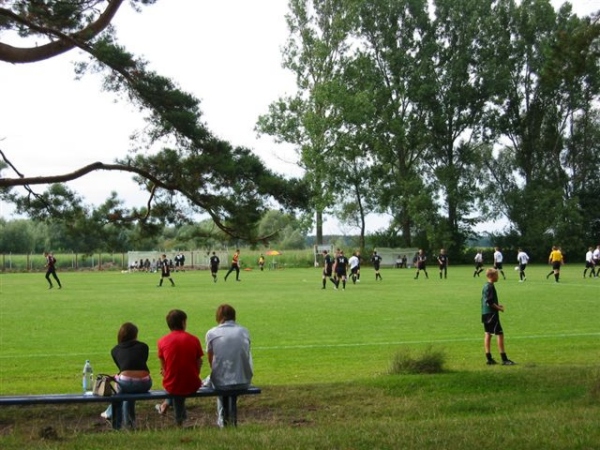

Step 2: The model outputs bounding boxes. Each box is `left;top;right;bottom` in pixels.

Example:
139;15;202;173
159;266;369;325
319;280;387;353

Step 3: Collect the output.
486;359;498;365
502;360;516;366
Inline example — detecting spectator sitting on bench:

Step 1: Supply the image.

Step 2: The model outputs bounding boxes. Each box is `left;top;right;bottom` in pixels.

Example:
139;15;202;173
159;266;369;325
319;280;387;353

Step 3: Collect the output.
204;304;253;427
156;309;203;425
100;322;152;428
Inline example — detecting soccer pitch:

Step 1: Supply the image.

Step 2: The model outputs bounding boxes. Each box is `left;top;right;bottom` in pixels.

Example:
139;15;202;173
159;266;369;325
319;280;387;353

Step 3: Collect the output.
0;264;598;394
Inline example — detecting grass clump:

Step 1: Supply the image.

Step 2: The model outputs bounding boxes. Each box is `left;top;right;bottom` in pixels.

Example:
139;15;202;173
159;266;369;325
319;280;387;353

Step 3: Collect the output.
389;346;446;374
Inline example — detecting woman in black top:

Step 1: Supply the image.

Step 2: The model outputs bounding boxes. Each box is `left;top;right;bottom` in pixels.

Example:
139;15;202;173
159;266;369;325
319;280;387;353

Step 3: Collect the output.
101;322;152;428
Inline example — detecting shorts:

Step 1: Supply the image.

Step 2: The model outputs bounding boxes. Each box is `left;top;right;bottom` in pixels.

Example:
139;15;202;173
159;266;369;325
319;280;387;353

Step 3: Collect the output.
323;268;333;277
482;313;503;335
519;264;527;271
552;261;561;270
210;265;219;273
350;267;359;275
494;263;503;270
585;261;594;269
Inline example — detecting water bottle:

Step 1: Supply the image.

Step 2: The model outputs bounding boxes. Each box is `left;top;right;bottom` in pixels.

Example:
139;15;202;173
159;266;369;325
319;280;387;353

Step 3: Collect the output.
82;360;93;394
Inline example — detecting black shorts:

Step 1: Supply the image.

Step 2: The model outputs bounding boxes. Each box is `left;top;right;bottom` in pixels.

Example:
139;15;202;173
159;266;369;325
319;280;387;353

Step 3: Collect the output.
494;263;503;270
585;261;594;269
350;267;359;275
482;313;503;335
519;264;527;271
211;265;219;273
336;270;347;278
373;264;380;271
323;267;333;277
552;261;561;270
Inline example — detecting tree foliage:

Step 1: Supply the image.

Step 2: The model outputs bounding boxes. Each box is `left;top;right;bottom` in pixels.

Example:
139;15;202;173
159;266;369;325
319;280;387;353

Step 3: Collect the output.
0;0;310;245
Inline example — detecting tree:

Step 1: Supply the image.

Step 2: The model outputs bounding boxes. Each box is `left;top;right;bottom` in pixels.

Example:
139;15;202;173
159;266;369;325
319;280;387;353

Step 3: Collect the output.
0;0;309;244
256;0;356;245
353;0;435;247
419;0;494;256
483;0;600;254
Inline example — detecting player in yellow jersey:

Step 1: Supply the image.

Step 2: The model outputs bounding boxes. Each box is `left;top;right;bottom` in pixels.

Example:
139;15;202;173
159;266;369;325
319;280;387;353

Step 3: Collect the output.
546;246;563;283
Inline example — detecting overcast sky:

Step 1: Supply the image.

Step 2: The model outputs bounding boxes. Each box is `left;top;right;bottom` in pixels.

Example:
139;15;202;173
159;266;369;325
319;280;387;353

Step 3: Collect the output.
0;0;598;235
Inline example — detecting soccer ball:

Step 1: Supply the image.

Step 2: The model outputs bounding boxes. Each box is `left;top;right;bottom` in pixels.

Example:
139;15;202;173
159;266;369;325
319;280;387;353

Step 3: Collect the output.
514;266;519;271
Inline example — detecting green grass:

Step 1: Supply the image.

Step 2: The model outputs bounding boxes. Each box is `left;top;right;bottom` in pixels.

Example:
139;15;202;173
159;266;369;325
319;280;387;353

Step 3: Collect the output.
1;264;599;449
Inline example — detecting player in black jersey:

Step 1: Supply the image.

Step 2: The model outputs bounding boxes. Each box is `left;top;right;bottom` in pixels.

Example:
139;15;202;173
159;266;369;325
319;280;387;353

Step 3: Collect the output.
437;248;449;279
333;250;349;289
322;250;337;289
371;251;383;281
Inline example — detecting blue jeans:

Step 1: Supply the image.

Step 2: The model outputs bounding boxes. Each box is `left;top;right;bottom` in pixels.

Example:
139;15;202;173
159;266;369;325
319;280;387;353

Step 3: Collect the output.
103;376;152;428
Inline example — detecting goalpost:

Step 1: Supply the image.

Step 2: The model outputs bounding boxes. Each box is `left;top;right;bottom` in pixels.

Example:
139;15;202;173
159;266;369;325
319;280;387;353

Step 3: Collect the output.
372;248;419;268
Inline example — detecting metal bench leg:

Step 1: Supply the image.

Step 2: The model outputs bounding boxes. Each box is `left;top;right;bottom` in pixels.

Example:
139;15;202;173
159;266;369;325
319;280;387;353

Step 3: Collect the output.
110;400;123;430
222;395;238;427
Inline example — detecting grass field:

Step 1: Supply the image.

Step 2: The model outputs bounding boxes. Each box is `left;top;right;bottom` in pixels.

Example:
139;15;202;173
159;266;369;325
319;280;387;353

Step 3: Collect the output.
0;264;599;449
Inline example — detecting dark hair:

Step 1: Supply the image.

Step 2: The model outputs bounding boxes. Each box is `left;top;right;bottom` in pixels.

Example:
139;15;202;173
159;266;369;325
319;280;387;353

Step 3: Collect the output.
118;322;138;344
216;304;236;323
166;309;187;330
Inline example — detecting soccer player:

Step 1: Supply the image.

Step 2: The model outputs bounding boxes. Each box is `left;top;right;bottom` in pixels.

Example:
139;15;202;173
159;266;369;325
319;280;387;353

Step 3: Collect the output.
348;252;360;284
473;251;484;277
493;247;507;280
371;251;383;281
414;249;428;279
437;248;448;279
224;249;241;282
546;246;563;282
481;268;515;366
321;250;337;289
209;251;220;283
158;254;175;287
43;251;62;289
516;248;529;282
592;245;600;277
333;250;349;290
583;247;595;278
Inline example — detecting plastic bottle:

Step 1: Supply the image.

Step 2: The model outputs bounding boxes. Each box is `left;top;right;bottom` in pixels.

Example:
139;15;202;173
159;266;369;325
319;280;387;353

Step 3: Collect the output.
82;360;93;394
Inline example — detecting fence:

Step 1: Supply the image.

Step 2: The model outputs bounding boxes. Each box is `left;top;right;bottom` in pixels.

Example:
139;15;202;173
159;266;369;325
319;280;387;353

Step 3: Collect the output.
1;253;128;272
0;251;235;272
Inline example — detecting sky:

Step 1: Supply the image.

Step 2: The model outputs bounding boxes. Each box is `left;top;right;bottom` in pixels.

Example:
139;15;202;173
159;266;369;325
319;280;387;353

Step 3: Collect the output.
0;0;599;235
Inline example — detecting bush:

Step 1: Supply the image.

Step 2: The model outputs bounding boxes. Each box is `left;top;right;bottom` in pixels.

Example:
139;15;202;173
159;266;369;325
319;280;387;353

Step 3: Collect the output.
389;346;446;375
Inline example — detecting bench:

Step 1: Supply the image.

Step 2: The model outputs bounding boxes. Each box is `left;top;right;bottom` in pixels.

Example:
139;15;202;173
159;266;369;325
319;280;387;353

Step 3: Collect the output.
0;386;261;429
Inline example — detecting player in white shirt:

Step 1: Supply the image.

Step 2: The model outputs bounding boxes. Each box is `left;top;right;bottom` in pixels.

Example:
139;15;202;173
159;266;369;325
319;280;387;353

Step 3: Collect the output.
584;247;595;278
516;248;529;282
493;247;507;280
473;251;484;277
348;252;360;284
592;245;600;278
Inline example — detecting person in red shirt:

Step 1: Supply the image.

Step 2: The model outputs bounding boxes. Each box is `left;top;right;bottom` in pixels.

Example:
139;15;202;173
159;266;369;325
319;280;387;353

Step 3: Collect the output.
155;309;203;425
